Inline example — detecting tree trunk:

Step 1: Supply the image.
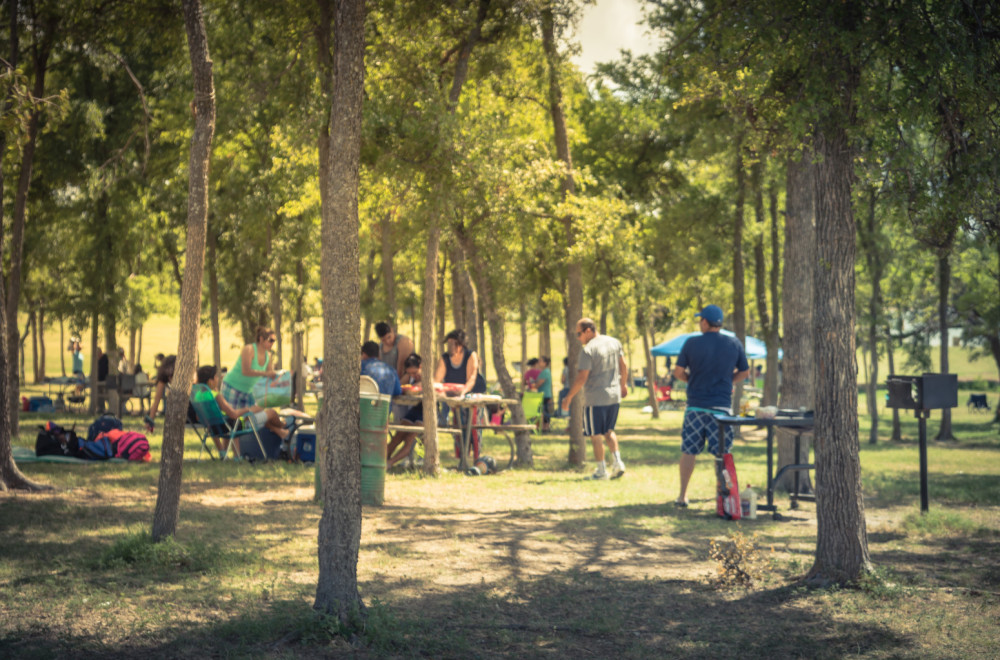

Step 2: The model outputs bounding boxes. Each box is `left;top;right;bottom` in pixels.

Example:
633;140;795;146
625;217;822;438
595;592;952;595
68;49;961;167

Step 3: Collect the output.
420;222;442;476
860;186;882;444
519;301;527;379
806;121;872;586
539;311;551;359
885;322;902;439
38;307;46;383
765;179;781;405
294;260;305;410
934;252;954;441
751;158;773;405
208;227;221;369
151;0;216;542
459;231;533;465
478;304;487;382
6;23;52;433
640;309;659;419
731;139;747;415
777;151;816;492
87;314;99;416
541;6;584;464
59;318;66;377
313;0;366;623
381;210;395;319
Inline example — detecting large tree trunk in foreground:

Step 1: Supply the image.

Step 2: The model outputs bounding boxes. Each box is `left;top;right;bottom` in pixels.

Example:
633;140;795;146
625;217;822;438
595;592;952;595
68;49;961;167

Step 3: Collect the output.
776;151;815;493
807;123;871;586
313;0;366;622
151;0;216;541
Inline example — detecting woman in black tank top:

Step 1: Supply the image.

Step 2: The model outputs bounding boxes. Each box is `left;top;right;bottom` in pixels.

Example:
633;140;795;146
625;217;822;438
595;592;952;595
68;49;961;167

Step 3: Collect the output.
434;329;485;394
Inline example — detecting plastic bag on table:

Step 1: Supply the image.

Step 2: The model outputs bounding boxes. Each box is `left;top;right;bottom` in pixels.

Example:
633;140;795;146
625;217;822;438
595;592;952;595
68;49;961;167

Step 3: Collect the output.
253;370;292;407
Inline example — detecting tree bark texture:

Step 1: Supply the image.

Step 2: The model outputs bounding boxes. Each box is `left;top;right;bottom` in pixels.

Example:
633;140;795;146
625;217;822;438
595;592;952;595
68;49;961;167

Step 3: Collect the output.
380;211;395;319
541;6;584;464
313;0;366;622
731;141;746;415
419;222;442;476
151;0;216;542
641;312;659;419
934;252;954;440
776;151;816;492
5;21;52;433
751;158;774;405
806;125;872;586
459;232;533;466
765;179;781;405
208;228;222;369
860;187;882;444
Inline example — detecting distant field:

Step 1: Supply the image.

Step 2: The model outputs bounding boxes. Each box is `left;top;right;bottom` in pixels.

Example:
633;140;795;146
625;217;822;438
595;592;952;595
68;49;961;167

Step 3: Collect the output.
18;313;1000;389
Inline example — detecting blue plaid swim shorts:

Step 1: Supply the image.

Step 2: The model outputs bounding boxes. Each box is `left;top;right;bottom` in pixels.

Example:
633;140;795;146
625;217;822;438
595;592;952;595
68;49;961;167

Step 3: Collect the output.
681;408;733;455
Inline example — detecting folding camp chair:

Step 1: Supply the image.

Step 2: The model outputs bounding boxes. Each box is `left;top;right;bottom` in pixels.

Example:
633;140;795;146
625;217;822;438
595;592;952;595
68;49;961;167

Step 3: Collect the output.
188;384;268;461
521;391;545;434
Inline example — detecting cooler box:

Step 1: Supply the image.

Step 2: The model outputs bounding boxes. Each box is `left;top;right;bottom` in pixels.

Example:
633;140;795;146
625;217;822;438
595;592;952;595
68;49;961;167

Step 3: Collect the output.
296;426;316;463
29;396;53;412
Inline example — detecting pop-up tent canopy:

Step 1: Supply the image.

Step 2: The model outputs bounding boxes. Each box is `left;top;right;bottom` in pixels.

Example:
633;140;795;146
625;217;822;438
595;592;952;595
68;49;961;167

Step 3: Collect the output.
651;330;775;360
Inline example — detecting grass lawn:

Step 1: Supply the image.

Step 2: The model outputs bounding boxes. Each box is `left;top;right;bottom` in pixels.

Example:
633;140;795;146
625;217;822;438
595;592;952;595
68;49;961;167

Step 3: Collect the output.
2;386;999;658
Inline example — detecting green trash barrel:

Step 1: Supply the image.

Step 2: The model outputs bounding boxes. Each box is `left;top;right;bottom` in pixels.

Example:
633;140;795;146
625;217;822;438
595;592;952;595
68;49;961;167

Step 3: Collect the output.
313;393;392;505
359;392;391;506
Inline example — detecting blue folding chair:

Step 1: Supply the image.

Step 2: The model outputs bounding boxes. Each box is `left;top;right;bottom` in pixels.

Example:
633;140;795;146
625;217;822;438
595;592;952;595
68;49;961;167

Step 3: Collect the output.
188;384;268;460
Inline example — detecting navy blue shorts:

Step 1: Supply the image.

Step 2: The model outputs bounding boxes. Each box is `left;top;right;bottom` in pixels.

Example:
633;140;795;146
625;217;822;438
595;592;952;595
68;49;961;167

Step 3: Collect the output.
403;405;423;423
583;404;619;437
681;409;733;455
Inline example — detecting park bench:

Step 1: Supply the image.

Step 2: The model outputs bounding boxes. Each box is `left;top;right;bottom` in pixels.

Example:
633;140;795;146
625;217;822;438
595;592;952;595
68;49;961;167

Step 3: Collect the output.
386;422;534;472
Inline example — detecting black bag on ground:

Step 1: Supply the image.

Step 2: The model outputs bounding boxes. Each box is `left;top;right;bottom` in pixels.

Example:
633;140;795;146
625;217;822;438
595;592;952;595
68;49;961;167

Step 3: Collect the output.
35;422;79;457
87;414;123;443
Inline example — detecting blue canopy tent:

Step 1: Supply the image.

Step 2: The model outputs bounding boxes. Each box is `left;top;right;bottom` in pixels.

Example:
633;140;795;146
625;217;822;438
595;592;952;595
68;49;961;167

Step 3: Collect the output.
651;330;775;360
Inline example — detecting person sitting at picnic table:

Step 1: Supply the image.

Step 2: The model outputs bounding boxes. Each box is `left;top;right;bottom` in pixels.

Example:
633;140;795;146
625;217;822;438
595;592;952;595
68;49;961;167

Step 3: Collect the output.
193;365;289;459
221;327;278;411
387;353;424;469
434;329;487;459
361;341;402;396
375;321;414;380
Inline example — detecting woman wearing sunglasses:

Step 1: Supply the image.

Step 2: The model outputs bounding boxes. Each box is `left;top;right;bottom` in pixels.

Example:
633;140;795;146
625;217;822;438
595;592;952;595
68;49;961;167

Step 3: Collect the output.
221;326;278;411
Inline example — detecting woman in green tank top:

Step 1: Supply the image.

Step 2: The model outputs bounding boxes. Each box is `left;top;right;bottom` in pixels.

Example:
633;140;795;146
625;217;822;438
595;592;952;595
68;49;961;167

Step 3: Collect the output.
221;326;277;409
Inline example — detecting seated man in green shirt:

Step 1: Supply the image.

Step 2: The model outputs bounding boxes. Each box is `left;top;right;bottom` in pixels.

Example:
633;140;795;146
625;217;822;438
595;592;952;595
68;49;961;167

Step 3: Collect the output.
194;365;289;459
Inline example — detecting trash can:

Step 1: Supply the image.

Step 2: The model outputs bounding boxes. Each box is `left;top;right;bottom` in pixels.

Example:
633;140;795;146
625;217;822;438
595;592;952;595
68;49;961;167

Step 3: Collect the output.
313;393;391;505
359;392;391;506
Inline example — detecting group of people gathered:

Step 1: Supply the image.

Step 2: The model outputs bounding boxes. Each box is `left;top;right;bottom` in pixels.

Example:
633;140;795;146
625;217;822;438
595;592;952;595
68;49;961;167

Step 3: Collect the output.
144;327;289;459
358;305;748;508
361;322;497;473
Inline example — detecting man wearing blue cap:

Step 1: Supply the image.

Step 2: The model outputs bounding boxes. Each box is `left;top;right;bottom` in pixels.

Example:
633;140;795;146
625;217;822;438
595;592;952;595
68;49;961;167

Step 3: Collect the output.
672;305;749;506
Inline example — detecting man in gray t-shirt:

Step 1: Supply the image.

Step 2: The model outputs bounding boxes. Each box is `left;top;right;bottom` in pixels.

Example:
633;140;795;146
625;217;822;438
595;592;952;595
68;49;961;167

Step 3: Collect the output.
562;318;629;480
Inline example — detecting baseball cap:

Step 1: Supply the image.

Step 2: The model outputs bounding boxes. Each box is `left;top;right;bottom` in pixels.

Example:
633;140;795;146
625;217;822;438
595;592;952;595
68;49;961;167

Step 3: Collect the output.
695;304;724;325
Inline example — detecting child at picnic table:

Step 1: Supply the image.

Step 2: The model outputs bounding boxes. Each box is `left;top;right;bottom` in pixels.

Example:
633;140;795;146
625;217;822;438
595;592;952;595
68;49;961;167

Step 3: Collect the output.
193;365;289;459
387;353;424;469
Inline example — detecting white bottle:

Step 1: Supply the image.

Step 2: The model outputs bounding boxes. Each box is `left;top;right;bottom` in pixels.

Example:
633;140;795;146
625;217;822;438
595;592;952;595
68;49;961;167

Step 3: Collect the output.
741;484;758;520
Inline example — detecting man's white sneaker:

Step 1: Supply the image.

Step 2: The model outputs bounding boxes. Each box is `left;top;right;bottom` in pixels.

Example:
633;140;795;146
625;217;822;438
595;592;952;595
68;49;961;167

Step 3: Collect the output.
589;469;609;480
610;462;626;479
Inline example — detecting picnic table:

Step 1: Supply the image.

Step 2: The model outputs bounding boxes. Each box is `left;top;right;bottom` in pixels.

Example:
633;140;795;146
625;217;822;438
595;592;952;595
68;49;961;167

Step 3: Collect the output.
46;376;87;412
390;392;532;471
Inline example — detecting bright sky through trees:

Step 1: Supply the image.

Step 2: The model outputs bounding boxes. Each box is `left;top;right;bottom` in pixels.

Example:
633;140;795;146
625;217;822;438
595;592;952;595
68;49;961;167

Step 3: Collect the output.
571;0;657;74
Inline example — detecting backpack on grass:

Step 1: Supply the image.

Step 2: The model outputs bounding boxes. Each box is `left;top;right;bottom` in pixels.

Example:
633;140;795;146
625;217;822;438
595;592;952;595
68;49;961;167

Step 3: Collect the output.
35;422;79;457
87;414;123;443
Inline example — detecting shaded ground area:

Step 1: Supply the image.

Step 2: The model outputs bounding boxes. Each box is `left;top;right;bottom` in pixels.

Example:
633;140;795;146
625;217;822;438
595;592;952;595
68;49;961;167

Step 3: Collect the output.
3;462;999;659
